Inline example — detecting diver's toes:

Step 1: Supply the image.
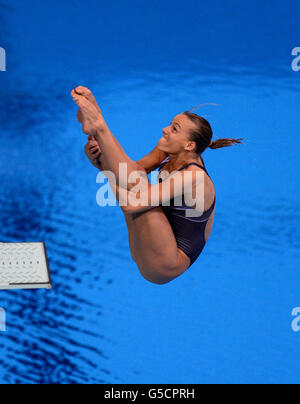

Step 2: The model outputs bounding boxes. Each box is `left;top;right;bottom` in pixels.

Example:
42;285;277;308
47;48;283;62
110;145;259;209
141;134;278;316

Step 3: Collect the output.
75;86;91;96
73;93;85;107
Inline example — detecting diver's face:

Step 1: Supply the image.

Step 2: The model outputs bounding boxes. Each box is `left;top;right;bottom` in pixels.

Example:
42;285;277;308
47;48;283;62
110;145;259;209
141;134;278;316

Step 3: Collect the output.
158;114;195;154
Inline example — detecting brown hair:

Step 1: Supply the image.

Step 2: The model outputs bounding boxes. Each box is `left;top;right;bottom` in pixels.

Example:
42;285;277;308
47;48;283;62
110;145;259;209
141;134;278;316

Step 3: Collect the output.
183;111;244;154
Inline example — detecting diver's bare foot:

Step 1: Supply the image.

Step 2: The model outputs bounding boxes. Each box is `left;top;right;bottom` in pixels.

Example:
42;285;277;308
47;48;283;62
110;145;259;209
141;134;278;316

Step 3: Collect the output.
71;90;104;136
75;86;102;123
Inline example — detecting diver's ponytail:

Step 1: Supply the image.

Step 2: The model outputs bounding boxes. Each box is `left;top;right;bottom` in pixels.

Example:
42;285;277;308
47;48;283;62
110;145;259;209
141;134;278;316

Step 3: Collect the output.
209;138;244;149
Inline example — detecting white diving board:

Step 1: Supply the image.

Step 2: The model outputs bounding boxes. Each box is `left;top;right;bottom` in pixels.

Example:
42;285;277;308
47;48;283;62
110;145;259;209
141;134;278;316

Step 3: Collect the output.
0;242;52;290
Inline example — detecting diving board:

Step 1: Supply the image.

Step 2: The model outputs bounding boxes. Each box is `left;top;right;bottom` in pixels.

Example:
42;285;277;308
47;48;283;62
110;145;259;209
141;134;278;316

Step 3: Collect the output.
0;242;52;290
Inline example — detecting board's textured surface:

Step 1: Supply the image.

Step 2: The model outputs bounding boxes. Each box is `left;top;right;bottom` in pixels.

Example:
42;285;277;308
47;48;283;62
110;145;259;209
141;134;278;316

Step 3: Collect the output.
0;243;50;289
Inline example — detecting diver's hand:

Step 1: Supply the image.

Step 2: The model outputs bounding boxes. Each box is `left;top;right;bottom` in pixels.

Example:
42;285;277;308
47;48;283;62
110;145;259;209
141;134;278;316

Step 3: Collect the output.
84;136;103;170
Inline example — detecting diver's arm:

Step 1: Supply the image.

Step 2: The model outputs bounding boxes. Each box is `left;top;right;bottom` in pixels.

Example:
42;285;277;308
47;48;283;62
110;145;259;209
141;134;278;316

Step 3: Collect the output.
136;145;168;174
118;167;205;215
86;134;167;178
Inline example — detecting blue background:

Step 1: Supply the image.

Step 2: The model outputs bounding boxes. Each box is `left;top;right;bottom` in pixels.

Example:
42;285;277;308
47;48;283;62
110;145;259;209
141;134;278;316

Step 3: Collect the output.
0;0;299;384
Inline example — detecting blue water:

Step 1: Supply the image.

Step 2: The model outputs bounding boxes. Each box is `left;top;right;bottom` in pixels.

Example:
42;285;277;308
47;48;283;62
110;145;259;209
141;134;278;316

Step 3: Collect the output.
0;0;299;384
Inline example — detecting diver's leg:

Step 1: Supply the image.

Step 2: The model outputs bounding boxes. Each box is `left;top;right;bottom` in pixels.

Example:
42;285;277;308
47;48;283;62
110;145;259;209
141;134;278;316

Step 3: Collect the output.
98;152;190;284
72;91;148;190
97;151;138;263
127;207;191;285
124;213;137;262
74;92;190;284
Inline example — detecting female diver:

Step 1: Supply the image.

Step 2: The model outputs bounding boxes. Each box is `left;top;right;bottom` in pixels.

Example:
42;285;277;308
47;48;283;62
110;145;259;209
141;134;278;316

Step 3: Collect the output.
72;86;243;285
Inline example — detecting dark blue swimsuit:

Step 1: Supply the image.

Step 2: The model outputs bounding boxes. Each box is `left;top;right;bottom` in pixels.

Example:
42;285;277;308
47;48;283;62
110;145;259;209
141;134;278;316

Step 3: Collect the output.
157;156;216;267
